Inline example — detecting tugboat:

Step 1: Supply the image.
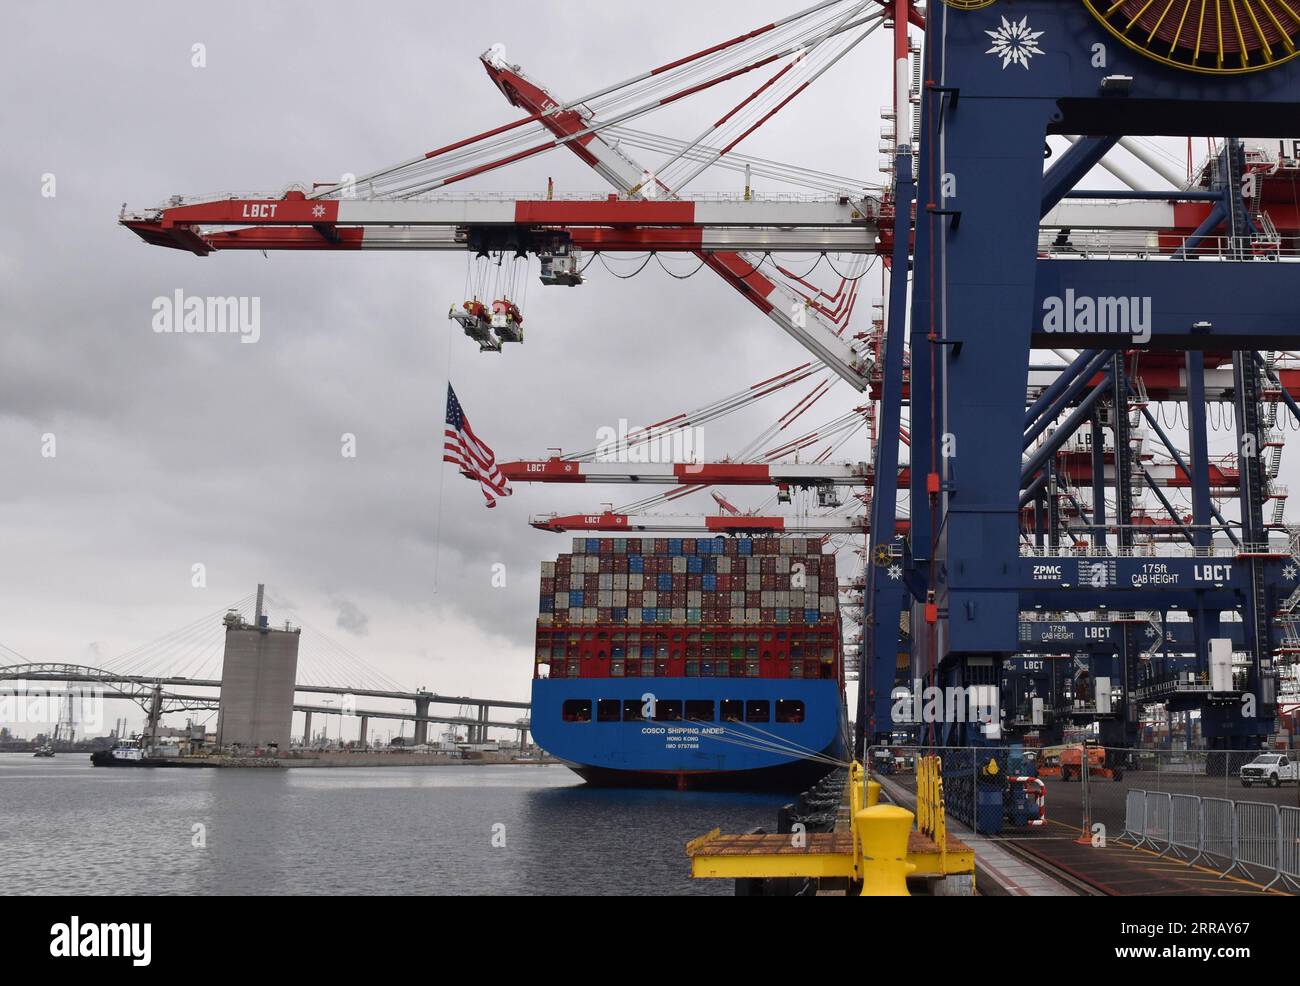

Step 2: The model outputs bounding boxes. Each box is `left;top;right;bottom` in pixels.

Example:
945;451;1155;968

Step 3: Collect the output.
33;743;54;758
90;736;147;767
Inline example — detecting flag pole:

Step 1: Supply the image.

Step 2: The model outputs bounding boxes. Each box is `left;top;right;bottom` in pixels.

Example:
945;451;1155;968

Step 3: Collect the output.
433;322;454;594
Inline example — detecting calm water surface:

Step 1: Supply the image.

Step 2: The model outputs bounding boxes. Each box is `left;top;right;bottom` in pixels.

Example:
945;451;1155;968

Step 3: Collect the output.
0;754;784;895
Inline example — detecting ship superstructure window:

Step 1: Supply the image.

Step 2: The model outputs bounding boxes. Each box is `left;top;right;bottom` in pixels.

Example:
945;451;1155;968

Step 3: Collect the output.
597;699;621;722
720;700;743;722
562;699;592;723
685;700;715;722
745;700;771;723
653;700;683;721
623;699;646;721
775;700;805;723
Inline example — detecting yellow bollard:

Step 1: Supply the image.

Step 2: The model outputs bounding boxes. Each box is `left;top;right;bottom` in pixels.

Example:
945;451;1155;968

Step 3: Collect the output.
854;804;917;896
866;779;881;807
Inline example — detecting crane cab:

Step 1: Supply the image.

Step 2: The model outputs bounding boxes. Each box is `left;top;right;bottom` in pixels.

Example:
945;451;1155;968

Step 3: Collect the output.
539;250;583;286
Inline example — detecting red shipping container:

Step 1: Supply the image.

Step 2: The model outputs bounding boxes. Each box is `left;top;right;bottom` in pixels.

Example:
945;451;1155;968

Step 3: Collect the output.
683;538;697;553
671;590;686;607
717;574;732;591
614;557;628;573
760;556;777;574
687;575;702;591
628;591;643;606
746;592;760;607
723;539;738;555
540;577;555;593
599;540;613;554
585;574;599;591
557;556;571;573
598;608;612;621
599;556;613;572
653;538;669;553
761;608;776;622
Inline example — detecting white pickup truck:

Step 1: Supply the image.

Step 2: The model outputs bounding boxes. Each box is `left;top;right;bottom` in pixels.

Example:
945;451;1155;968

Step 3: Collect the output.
1240;754;1299;788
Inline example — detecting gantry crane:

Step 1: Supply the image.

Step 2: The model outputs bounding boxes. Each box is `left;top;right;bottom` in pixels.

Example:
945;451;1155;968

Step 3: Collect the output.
120;0;1300;766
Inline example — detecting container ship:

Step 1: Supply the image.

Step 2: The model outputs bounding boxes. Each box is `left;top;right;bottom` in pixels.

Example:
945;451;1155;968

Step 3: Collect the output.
530;536;847;790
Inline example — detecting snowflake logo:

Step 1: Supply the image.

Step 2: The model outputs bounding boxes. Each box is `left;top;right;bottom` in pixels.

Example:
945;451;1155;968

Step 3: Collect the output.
887;563;902;581
1285;563;1298;580
311;204;326;218
1145;625;1159;639
985;16;1045;70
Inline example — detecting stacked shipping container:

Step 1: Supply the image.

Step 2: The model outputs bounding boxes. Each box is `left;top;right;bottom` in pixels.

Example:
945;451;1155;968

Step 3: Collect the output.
535;536;841;681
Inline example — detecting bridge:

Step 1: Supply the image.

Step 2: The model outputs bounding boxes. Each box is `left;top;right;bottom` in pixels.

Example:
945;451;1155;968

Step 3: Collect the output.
0;589;530;751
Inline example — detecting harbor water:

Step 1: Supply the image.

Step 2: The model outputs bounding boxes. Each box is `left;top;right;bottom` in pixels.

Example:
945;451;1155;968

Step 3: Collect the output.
0;754;782;895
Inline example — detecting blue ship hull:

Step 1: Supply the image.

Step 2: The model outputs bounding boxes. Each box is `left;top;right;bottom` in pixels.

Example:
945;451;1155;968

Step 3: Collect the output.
530;677;847;791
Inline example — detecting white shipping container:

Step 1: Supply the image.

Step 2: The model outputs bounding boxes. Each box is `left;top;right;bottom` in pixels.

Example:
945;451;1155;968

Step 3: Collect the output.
598;573;613;590
731;591;745;607
628;608;642;624
790;591;805;608
821;596;837;612
1210;638;1233;691
570;573;584;590
613;590;627;607
572;538;586;553
556;593;570;609
585;607;599;624
761;591;774;608
687;591;702;607
746;608;761;624
672;556;687;573
776;556;790;573
672;608;686;623
629;573;644;590
598;590;613;607
716;557;732;574
644;591;658;607
614;573;628;590
747;573;761;591
586;555;600;574
806;575;819;593
777;591;790;607
541;561;556;578
538;613;553;626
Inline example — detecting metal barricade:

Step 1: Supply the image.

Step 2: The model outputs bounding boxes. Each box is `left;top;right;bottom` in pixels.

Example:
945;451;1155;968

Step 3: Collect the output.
1277;806;1300;892
1143;791;1172;854
1120;789;1146;846
1226;801;1281;887
1167;794;1201;860
1197;797;1234;867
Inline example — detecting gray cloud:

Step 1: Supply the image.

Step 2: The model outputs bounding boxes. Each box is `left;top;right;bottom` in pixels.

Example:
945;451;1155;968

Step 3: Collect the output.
333;599;370;638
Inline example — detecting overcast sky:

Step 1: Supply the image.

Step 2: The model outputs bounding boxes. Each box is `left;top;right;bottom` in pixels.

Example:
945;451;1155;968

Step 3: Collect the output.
0;2;1250;741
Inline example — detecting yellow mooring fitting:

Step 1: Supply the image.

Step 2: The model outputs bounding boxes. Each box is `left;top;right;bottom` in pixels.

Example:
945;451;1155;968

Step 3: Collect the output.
854;804;917;897
866;779;881;807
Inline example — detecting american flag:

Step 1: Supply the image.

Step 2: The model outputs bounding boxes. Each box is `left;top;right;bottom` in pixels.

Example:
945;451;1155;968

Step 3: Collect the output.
444;384;512;508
